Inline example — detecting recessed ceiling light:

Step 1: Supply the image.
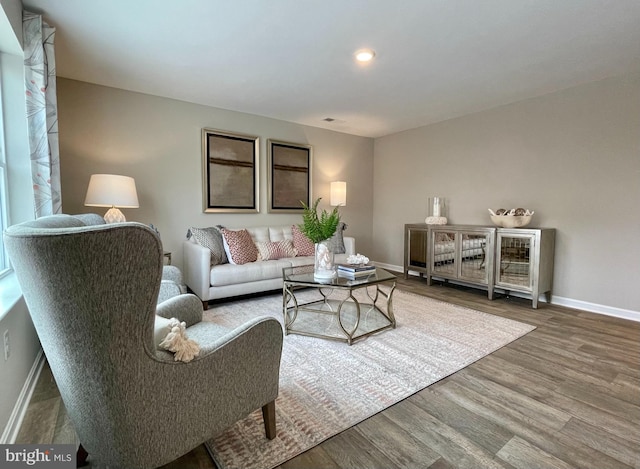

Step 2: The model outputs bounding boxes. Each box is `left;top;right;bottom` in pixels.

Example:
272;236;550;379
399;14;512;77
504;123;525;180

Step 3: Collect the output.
355;48;375;63
323;117;336;122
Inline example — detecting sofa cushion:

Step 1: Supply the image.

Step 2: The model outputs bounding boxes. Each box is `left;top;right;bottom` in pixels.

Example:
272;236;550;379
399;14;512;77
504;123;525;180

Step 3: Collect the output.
221;228;259;265
291;224;315;256
246;226;271;244
187;226;228;266
256;239;297;261
288;256;315;267
268;226;294;242
245;226;294;244
210;259;291;286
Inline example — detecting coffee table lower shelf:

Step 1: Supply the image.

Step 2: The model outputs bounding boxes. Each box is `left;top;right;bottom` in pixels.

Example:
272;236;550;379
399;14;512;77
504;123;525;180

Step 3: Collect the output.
283;277;396;345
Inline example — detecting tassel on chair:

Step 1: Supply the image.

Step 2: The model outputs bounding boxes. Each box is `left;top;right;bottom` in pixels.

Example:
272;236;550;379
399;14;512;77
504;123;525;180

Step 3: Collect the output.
159;318;200;362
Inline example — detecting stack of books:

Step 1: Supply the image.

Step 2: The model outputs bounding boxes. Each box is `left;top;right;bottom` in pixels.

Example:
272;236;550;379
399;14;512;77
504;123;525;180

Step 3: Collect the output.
337;263;376;279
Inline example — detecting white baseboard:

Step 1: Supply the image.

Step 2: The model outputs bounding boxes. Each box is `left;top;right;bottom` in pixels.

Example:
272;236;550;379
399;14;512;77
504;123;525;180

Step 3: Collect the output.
0;348;45;444
374;262;640;322
550;296;640;322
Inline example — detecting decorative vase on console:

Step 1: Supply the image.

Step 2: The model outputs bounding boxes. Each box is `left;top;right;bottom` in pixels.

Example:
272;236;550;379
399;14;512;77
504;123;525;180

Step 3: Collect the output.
300;198;341;280
425;196;448;225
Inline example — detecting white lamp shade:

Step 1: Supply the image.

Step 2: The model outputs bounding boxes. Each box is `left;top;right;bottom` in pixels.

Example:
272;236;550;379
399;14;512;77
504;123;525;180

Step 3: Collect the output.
84;174;139;208
330;181;347;206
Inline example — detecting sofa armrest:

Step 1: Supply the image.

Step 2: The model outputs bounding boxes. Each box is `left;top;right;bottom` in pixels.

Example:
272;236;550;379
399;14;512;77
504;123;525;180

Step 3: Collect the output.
183;240;211;301
344;236;355;256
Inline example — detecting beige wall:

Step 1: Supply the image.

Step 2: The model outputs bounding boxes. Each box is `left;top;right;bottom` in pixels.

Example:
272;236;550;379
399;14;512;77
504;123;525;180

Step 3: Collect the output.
57;74;639;313
57;79;374;268
373;74;640;312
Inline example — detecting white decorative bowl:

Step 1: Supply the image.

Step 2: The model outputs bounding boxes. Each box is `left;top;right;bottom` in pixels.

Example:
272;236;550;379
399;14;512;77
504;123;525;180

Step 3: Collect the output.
490;215;532;228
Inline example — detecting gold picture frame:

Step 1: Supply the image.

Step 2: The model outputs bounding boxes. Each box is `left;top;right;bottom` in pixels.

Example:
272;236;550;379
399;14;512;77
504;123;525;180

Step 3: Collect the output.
267;139;312;213
202;128;259;213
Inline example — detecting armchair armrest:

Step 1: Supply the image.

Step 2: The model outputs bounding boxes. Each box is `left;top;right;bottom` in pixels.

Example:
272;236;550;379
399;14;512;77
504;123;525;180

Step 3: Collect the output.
191;316;282;358
156;293;203;327
144;316;283;450
158;280;182;304
183;240;211;301
158;265;187;303
162;265;185;288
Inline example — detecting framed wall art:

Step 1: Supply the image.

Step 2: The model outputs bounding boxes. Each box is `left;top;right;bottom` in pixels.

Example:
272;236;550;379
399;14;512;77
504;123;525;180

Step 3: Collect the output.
267;139;312;213
202;128;259;213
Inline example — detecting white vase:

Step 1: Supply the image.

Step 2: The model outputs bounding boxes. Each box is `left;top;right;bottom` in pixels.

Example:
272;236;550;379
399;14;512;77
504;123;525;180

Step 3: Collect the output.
314;241;336;280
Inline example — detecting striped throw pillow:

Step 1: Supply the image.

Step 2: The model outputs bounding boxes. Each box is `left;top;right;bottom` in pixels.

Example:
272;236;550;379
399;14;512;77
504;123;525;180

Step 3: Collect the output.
256;240;298;261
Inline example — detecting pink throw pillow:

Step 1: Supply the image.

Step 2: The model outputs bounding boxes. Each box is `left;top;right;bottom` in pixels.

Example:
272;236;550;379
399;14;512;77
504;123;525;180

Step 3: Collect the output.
291;225;315;256
220;228;258;265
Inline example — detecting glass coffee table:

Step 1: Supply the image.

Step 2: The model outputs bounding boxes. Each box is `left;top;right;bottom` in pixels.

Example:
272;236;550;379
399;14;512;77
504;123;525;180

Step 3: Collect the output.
282;265;397;345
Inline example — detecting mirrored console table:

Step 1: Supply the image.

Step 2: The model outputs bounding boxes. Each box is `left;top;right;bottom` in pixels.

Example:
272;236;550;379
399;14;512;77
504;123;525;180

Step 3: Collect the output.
404;223;555;308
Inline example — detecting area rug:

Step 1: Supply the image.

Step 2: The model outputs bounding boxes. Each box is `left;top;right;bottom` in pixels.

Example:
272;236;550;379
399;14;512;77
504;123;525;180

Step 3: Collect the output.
203;289;535;469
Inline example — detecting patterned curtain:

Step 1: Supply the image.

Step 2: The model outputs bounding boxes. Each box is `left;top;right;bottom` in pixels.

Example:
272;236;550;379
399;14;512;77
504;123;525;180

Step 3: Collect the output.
23;11;61;216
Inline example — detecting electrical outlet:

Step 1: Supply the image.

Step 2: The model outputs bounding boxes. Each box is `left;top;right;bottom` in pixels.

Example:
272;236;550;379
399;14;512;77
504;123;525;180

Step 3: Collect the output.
3;330;9;361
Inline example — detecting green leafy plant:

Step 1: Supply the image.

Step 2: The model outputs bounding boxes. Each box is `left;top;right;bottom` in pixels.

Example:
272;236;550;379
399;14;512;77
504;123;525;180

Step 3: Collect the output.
299;198;340;243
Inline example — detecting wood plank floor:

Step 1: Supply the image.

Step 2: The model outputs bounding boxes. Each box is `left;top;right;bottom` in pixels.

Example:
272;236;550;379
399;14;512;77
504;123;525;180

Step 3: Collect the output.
15;274;640;468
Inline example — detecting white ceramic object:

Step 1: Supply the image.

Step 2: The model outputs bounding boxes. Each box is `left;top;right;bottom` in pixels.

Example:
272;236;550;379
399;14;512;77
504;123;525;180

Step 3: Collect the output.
490;215;532;228
346;254;370;265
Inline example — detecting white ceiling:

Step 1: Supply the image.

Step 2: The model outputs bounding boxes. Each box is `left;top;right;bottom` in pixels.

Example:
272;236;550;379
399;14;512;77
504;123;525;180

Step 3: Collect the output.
21;0;640;138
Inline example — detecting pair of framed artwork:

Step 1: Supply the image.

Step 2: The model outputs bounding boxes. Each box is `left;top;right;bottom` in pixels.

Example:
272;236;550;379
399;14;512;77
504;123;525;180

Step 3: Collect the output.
202;128;311;214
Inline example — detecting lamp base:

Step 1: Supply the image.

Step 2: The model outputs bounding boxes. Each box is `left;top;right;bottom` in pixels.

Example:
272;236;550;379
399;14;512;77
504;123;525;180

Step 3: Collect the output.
104;207;126;223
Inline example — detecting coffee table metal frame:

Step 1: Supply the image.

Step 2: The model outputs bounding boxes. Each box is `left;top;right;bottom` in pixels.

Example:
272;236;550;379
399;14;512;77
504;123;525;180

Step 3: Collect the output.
282;266;397;345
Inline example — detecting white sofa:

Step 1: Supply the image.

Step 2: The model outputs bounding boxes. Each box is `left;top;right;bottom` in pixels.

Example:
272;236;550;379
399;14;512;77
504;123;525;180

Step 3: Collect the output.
183;225;355;308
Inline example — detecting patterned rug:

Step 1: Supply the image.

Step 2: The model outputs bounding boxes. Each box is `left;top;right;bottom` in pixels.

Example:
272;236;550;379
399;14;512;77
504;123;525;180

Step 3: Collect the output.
203;288;535;469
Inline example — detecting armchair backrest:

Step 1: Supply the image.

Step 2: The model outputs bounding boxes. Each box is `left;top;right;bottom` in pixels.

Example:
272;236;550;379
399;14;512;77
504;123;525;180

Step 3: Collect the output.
4;215;164;441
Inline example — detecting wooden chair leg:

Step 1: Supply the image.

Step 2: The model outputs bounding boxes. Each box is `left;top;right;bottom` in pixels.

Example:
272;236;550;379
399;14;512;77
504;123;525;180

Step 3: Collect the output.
76;444;88;467
262;400;276;440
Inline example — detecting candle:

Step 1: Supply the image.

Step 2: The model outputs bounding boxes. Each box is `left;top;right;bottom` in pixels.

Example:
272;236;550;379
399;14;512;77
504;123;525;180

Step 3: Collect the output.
433;197;441;217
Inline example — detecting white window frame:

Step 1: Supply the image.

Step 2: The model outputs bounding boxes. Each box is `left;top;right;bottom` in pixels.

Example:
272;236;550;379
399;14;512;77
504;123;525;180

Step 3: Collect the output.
0;69;9;279
0;165;7;277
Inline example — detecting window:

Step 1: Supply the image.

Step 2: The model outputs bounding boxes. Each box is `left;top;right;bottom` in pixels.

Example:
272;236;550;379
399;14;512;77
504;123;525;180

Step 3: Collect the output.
0;71;8;277
0;165;7;276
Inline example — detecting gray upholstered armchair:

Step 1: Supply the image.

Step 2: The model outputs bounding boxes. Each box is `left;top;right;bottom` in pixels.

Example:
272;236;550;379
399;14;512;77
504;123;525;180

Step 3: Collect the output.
73;213;187;304
158;265;187;303
4;214;283;468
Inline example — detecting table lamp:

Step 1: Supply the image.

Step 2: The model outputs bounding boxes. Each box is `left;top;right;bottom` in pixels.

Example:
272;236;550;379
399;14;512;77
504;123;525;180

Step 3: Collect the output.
330;181;346;207
84;174;139;223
